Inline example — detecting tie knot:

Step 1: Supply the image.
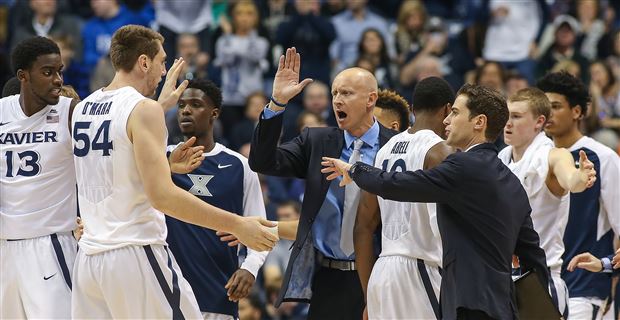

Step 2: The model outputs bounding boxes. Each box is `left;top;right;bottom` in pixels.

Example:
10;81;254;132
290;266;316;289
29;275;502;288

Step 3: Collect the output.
353;139;364;151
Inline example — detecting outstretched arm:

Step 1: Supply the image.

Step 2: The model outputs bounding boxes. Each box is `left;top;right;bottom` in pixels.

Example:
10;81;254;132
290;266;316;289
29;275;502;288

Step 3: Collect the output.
548;149;596;194
128;99;278;251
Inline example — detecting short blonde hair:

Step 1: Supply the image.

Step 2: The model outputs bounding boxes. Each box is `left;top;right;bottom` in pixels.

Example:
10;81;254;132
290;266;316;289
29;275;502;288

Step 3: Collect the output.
508;87;551;121
60;85;80;100
109;25;164;72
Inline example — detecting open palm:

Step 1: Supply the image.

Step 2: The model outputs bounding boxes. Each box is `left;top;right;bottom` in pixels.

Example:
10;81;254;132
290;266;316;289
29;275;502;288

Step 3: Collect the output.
272;47;313;104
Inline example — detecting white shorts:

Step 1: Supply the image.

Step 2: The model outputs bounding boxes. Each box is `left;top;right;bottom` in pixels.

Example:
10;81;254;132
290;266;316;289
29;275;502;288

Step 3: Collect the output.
548;270;569;318
569;297;605;320
0;232;77;319
367;256;441;320
72;244;202;319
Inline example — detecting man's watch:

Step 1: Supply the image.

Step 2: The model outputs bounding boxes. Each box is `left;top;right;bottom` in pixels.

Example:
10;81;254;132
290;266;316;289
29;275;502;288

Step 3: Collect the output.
349;162;360;176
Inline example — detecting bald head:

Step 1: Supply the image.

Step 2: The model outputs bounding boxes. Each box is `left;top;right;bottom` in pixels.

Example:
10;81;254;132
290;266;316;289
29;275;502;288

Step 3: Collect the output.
334;67;378;93
331;67;378;137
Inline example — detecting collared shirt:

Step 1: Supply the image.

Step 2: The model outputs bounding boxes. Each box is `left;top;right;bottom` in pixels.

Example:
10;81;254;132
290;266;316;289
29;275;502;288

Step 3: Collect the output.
329;9;393;73
33;17;54;37
262;107;381;260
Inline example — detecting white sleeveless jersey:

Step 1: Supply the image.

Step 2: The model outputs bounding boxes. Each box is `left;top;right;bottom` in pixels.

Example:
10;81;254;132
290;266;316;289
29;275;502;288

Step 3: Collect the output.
374;129;443;265
498;133;569;268
0;95;76;239
72;87;167;255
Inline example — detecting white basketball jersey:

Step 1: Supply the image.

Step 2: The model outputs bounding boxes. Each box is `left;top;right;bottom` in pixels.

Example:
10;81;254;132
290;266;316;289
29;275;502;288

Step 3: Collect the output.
374;129;443;265
0;95;76;239
498;132;569;268
72;87;167;255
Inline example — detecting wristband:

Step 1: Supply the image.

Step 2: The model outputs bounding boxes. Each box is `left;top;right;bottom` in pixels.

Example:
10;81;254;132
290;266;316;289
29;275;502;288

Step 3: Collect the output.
270;96;287;108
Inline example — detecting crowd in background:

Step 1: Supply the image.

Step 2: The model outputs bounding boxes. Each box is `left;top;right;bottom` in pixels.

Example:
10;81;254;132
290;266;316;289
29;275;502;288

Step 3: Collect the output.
2;0;620;319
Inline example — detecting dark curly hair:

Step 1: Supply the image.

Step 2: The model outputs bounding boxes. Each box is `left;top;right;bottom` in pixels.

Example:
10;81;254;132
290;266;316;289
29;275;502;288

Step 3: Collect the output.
536;71;590;117
412;76;455;112
11;36;60;73
187;78;223;109
456;84;508;141
376;89;411;131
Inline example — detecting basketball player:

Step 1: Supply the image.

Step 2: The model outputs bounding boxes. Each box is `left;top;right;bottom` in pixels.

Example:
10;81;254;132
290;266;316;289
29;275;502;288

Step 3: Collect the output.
0;36;79;319
355;77;454;319
537;71;620;319
374;89;411;132
70;25;278;319
0;36;208;319
498;87;596;318
166;78;268;319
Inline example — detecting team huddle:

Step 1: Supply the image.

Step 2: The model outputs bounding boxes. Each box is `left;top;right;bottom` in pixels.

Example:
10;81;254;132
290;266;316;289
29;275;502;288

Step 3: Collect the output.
1;24;620;320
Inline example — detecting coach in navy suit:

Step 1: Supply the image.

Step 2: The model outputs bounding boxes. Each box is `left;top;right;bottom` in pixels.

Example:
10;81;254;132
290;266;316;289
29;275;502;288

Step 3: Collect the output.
323;84;550;319
249;48;396;319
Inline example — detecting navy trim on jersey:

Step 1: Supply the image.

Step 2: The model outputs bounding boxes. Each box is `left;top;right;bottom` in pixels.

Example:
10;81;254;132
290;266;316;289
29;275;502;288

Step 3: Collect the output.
417;259;440;319
50;234;72;290
167;146;246;316
144;245;184;320
561;148;615;299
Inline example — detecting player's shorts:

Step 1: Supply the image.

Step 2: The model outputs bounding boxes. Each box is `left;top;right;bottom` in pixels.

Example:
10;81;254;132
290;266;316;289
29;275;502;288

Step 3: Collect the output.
569;296;605;320
367;255;441;319
72;244;202;319
548;268;569;319
0;232;77;319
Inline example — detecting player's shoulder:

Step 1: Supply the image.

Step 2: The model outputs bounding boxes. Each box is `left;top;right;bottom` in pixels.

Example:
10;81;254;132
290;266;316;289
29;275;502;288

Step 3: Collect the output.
217;144;250;168
574;136;620;163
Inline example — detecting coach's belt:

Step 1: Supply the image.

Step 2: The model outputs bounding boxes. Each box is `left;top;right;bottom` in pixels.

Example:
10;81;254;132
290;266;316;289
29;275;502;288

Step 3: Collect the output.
317;253;356;271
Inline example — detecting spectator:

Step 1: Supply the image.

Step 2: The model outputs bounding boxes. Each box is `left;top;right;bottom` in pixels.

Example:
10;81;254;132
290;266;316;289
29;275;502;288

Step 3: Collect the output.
589;60;620;149
238;293;265;320
474;61;506;96
394;0;428;65
330;0;393;74
230;92;268;152
88;54;114;93
276;0;336;85
50;35;89;98
537;15;590;84
297;110;327;132
575;0;606;61
357;28;396;89
551;59;583;79
176;33;210;82
82;0;150;73
482;0;548;84
505;72;529;97
303;81;336;126
155;0;212;68
214;0;269;135
604;29;620;79
399;17;473;93
10;0;82;55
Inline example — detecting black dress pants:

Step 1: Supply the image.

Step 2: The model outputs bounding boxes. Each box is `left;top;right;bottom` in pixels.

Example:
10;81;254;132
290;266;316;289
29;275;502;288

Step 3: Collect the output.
307;266;364;320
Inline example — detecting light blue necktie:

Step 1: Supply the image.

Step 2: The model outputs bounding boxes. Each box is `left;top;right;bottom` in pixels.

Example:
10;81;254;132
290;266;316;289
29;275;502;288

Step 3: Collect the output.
340;138;364;256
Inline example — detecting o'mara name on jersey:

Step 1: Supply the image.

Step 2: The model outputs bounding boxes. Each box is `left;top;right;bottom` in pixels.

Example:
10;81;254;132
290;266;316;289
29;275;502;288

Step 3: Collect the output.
80;101;113;116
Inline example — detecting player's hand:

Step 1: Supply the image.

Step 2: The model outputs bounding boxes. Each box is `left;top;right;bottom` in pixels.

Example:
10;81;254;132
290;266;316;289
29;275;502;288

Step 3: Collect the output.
567;252;603;272
270;47;313;107
578;150;597;189
225;269;255;302
613;248;620;269
169;136;205;174
216;231;240;247
321;157;353;187
74;217;84;241
158;58;189;111
231;216;279;251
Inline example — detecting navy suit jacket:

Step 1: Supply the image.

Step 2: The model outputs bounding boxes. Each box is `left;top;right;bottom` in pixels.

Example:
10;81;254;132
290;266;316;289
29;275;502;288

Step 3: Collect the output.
249;111;396;306
350;143;550;319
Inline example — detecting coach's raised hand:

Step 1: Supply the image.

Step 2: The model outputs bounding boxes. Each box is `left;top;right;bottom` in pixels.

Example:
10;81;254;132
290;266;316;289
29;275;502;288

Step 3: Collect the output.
158;57;189;111
269;47;313;111
231;216;279;252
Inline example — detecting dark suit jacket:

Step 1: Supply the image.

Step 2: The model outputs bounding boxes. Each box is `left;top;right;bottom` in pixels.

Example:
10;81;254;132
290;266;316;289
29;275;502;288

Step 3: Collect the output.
249;112;396;306
349;143;549;319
